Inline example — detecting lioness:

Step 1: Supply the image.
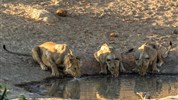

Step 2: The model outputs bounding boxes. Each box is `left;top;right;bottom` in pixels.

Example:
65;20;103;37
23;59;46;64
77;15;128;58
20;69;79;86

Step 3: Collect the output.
3;42;81;78
94;43;125;77
135;41;172;76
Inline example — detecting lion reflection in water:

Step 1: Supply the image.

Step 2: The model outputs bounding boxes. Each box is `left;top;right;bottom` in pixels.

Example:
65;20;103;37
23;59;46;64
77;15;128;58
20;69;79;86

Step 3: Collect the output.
96;77;120;99
43;79;80;99
135;77;162;99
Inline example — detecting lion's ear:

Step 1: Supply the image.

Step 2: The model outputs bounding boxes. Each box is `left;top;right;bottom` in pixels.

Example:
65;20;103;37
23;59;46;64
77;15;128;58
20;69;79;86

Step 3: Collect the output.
61;44;67;50
68;55;80;61
115;58;119;60
55;44;67;53
106;58;111;61
67;54;73;59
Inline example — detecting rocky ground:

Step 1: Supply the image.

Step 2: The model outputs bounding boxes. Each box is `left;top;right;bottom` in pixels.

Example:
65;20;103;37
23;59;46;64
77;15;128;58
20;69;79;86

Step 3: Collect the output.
1;0;178;99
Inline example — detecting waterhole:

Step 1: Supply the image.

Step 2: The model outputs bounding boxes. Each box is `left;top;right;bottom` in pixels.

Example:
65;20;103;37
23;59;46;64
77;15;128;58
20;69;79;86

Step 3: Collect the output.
17;75;178;99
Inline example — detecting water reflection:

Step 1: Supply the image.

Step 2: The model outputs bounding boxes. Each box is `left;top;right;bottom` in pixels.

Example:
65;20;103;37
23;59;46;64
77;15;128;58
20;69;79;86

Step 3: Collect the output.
22;75;178;99
39;79;80;99
134;76;162;98
97;77;120;99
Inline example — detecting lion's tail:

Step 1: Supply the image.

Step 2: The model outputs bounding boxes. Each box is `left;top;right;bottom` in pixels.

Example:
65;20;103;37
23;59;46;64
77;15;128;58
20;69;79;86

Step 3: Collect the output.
94;52;100;62
3;45;31;57
163;41;172;58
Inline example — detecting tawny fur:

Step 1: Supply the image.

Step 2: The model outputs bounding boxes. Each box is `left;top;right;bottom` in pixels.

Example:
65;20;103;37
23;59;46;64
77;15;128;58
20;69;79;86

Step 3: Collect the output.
3;42;80;77
31;42;81;77
135;41;172;76
94;43;124;77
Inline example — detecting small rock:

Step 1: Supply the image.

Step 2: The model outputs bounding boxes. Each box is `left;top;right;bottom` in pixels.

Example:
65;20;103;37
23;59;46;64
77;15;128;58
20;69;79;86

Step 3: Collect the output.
110;32;118;37
109;41;115;44
51;0;60;4
28;8;58;24
56;9;67;17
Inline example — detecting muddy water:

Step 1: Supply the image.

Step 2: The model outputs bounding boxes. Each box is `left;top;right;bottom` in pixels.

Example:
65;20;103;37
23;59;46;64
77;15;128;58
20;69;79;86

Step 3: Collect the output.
17;75;178;99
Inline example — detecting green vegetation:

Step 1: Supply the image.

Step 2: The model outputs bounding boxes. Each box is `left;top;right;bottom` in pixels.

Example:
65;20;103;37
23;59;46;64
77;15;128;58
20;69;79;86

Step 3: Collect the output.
19;95;27;100
0;84;27;100
0;84;8;100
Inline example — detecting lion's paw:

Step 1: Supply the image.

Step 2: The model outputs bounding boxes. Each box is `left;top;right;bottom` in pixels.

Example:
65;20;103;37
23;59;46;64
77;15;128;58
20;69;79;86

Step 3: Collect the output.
40;64;48;71
157;61;164;67
153;68;160;73
99;70;107;74
156;69;160;72
52;70;60;76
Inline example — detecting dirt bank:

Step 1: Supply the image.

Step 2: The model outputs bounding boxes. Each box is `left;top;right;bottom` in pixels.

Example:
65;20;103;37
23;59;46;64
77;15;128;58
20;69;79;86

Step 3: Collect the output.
0;0;178;99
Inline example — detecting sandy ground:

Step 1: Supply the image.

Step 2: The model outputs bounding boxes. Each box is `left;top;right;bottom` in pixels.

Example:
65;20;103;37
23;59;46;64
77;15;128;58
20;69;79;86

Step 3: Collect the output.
1;0;178;99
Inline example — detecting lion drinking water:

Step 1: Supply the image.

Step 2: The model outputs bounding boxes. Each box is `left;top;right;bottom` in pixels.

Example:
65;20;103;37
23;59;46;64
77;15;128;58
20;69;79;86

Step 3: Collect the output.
94;43;129;77
3;42;81;78
135;41;172;76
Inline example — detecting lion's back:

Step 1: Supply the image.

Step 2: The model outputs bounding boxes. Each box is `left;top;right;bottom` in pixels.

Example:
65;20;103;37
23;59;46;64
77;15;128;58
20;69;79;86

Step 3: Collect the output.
39;42;57;52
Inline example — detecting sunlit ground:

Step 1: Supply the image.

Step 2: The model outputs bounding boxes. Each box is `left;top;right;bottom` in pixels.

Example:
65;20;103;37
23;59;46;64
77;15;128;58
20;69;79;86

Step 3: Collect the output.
1;0;178;51
2;0;178;27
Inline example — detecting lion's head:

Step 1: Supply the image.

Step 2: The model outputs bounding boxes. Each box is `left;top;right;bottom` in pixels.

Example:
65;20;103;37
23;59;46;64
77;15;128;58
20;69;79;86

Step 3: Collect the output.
134;44;152;76
135;55;150;76
106;54;120;77
64;54;81;78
